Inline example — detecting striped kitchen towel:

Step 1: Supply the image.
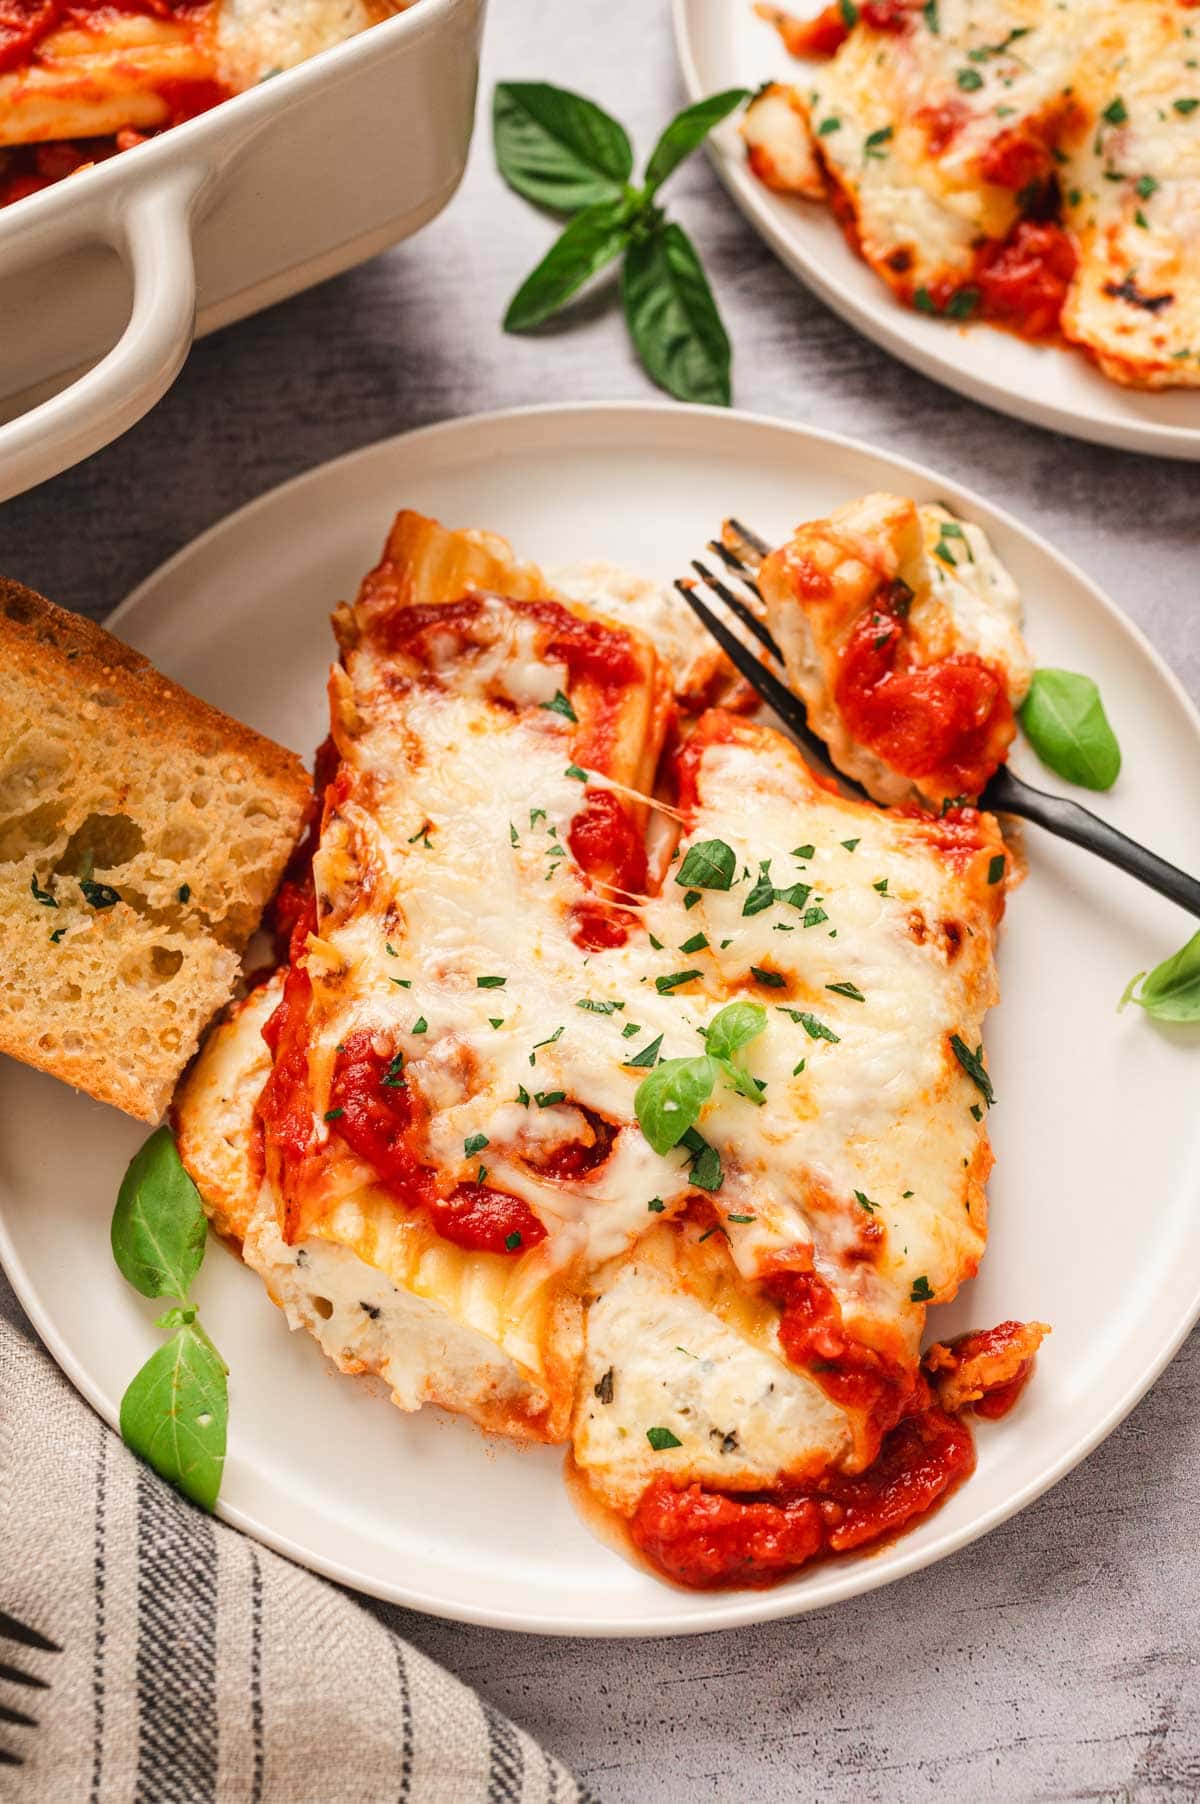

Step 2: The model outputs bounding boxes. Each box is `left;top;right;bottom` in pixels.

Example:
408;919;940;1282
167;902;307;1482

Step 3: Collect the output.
0;1314;596;1803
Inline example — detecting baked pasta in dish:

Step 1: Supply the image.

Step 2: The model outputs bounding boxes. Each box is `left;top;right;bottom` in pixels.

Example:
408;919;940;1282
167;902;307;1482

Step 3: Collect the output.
0;0;413;207
746;0;1200;388
175;502;1047;1590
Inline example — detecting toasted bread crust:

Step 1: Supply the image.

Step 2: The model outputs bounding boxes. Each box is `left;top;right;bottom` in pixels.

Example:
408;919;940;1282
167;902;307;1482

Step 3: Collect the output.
0;581;311;1120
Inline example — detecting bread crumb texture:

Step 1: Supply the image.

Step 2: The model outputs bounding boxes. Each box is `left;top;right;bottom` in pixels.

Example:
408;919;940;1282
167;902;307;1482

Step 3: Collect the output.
0;581;311;1121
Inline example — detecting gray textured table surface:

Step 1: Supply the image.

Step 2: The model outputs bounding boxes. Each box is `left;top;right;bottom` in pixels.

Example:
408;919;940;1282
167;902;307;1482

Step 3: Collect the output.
3;2;1199;1798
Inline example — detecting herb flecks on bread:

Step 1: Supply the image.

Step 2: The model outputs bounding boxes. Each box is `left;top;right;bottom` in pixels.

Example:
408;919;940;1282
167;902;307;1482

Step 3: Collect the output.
0;581;311;1121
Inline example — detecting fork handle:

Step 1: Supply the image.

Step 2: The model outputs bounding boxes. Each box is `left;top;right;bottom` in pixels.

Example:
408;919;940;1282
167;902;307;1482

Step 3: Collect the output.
983;765;1200;922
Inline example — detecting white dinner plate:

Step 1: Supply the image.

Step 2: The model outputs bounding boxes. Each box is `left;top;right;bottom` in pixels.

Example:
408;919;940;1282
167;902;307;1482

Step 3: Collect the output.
674;0;1200;461
3;403;1200;1637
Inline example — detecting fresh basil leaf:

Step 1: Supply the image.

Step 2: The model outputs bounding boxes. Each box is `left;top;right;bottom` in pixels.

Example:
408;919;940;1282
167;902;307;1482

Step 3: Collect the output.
119;1319;227;1511
642;88;750;194
1122;929;1200;1022
504;198;632;332
111;1127;207;1302
717;1060;765;1106
635;1055;716;1153
675;837;735;891
493;82;633;213
1019;668;1121;791
741;860;776;916
622;221;732;406
704;1000;766;1063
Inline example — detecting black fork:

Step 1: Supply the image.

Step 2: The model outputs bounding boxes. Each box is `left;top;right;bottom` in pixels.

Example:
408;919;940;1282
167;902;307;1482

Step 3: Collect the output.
678;524;1200;922
0;1611;61;1767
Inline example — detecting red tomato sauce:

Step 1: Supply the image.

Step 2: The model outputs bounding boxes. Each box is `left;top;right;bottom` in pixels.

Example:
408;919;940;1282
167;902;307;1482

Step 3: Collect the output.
772;0;915;58
764;1260;922;1457
835;591;1015;798
966;220;1078;342
430;1182;546;1256
925;1319;1043;1419
630;1406;974;1588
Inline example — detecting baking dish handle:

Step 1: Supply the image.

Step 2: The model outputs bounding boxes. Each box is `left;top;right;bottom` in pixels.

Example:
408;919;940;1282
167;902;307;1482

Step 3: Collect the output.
0;164;205;504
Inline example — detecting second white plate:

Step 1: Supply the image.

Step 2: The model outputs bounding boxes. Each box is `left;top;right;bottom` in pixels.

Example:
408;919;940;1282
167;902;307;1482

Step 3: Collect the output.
2;403;1199;1635
675;0;1200;461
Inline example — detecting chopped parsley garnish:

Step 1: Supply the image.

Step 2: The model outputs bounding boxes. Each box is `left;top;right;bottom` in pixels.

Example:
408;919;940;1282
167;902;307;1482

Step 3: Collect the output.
389;977;412;989
950;1033;995;1106
854;1190;877;1214
505;1231;523;1251
540;688;577;722
477;975;506;989
624;1033;664;1067
324;1108;345;1121
683;1130;723;1193
647;1197;665;1213
646;1426;682;1451
381;1052;405;1088
967;25;1029;61
792;844;815;860
464;1133;489;1156
945;287;980;320
749;966;785;988
727;1213;755;1224
914;287;937;314
683;889;702;910
803;906;828;929
535;1090;566;1107
987;854;1006;884
577;998;624;1014
49;926;67;944
778;1007;840;1044
656;969;702;994
177;884;190;904
30;874;57;908
923;0;938;29
956;67;984;91
864;125;893;158
564;764;588;781
489;1017;504;1029
873;878;889;894
516;1084;531;1106
676;838;736;891
910;1276;935;1303
776;881;812;911
679;932;709;954
841;838;859;852
902;1190;914;1199
529;1025;564;1063
1136;174;1159;199
1175;97;1199;115
411;1016;428;1034
839;0;858;25
407;824;433;847
1102;96;1128;126
970;1103;983;1121
79;878;119;910
509;823;519;846
594;1367;614;1403
530;807;546;828
385;942;399;957
622;1021;641;1038
818;117;841;136
742;860;776;916
826;981;865;1001
792;1059;806;1076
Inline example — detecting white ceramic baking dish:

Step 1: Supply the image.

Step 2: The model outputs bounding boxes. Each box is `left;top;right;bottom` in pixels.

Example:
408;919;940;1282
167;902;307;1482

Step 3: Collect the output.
0;0;485;504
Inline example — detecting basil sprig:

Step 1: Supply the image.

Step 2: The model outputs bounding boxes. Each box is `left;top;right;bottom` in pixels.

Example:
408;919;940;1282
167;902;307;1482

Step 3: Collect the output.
635;1000;766;1154
1019;669;1121;791
496;81;748;404
111;1127;228;1510
1121;929;1200;1023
